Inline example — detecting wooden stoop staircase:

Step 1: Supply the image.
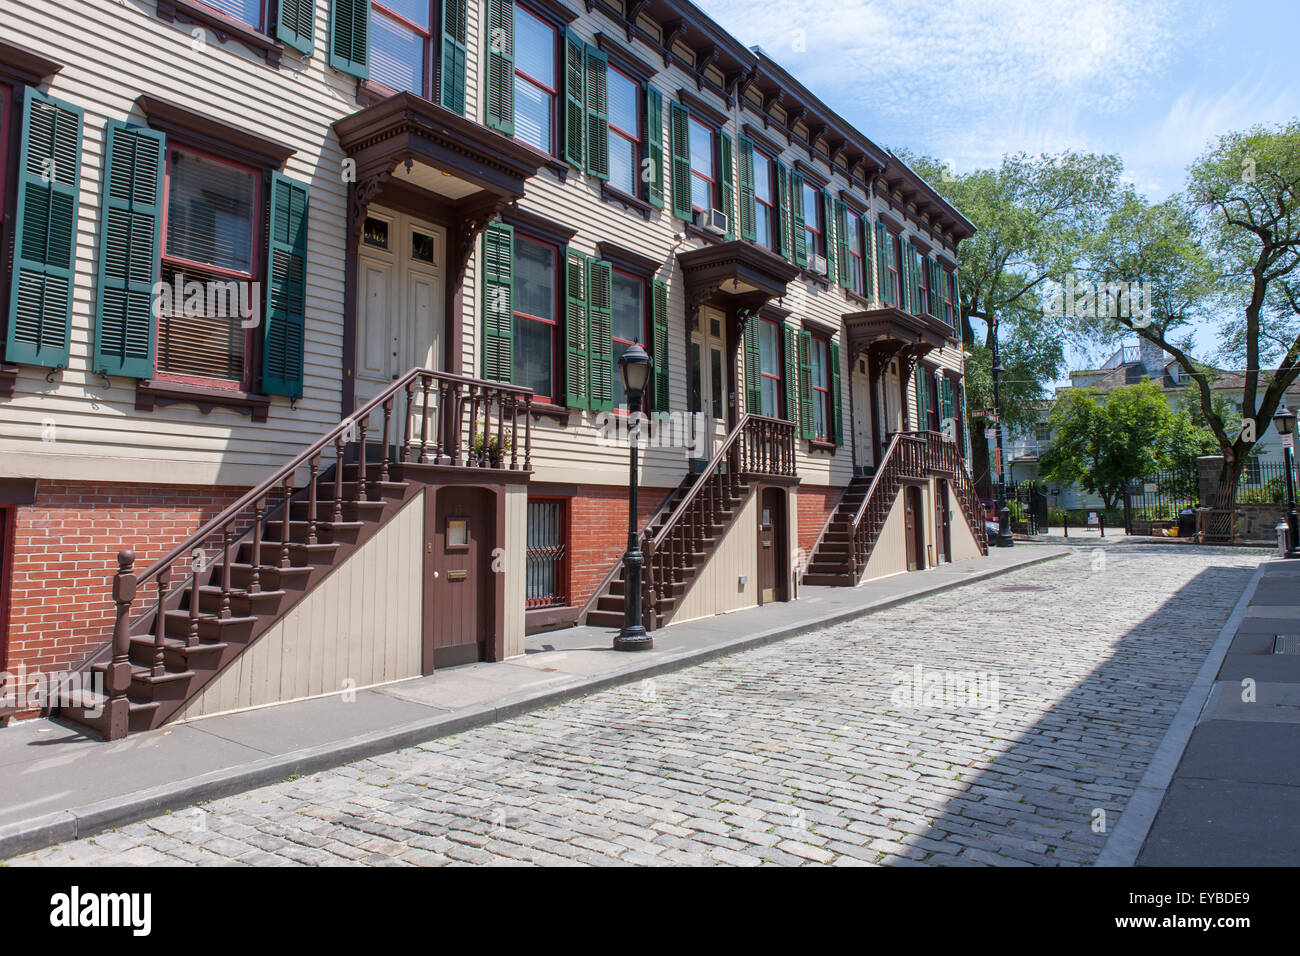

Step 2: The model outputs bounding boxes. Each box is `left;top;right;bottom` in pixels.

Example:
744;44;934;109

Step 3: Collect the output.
583;414;797;632
804;431;987;586
58;368;534;740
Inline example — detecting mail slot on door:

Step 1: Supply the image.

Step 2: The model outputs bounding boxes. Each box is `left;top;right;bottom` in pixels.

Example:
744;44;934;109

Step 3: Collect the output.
447;569;469;581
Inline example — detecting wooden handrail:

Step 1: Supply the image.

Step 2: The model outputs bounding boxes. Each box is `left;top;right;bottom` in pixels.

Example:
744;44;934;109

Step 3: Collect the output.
135;368;532;588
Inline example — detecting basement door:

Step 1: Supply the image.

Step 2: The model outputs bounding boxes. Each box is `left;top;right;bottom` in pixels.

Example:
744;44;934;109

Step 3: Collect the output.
424;487;495;671
757;487;788;604
356;209;445;426
904;484;925;571
935;478;952;563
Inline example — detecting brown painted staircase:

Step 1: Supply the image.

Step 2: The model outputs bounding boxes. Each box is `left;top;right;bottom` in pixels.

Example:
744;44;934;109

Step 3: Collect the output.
57;368;534;740
582;414;797;632
804;431;988;586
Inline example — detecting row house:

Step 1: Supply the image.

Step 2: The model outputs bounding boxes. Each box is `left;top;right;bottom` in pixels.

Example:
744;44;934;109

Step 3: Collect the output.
0;0;985;738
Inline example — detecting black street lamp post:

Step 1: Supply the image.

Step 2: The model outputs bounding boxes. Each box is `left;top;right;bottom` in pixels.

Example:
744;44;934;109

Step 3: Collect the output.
990;316;1014;547
1272;402;1300;559
615;342;654;651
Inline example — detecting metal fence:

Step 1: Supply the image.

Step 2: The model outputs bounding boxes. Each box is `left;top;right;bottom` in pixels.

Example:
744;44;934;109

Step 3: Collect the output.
1237;460;1299;504
1123;470;1199;532
1009;480;1048;535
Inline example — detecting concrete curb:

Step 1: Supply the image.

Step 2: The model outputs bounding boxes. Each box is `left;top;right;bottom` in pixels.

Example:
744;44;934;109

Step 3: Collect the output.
0;547;1066;860
1094;556;1271;867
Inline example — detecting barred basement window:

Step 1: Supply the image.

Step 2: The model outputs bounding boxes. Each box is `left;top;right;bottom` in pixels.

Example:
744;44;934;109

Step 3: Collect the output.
526;497;568;608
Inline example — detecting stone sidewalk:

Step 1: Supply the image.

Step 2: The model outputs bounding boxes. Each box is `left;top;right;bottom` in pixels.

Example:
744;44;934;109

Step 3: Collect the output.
0;543;1064;859
1134;557;1300;865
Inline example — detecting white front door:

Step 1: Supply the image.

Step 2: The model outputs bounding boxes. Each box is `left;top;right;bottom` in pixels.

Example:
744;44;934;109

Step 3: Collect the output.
851;354;874;470
355;209;445;431
690;307;730;461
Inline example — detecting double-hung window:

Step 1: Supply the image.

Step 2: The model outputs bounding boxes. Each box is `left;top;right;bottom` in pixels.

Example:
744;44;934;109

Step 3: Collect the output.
944;271;957;325
369;0;433;95
809;334;831;440
512;234;559;403
513;4;557;153
758;318;783;419
753;149;775;251
688;117;716;213
611;268;646;409
157;145;261;387
201;0;266;30
803;181;822;259
888;232;902;306
847;216;864;295
607;66;641;196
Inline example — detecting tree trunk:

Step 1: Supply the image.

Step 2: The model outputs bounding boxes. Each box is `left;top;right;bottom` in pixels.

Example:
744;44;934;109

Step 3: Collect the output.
970;421;993;497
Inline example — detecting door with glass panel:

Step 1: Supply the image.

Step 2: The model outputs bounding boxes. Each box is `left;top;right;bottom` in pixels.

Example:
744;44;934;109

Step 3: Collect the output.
689;308;729;462
356;209;445;441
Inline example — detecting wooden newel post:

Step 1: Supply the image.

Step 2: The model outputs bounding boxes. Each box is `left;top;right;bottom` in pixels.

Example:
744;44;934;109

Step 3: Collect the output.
106;549;137;740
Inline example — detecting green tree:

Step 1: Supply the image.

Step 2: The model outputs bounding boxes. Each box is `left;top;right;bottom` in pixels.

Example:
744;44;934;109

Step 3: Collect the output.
1087;120;1300;499
1039;380;1183;510
896;150;1125;491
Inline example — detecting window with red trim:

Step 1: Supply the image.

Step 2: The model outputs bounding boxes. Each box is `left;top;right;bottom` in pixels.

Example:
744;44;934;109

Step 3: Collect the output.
887;230;902;306
944;270;956;326
512;234;559;403
199;0;266;31
611;268;647;409
513;4;558;153
607;65;641;196
753;148;776;250
803;181;822;258
927;370;940;432
847;215;864;294
157;144;262;389
758;317;783;418
689;116;716;212
810;334;831;440
369;1;435;96
917;251;929;316
525;496;568;608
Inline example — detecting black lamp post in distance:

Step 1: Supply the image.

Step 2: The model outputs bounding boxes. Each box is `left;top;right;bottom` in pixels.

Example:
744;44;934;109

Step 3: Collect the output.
990;318;1013;548
615;342;653;650
1272;401;1300;559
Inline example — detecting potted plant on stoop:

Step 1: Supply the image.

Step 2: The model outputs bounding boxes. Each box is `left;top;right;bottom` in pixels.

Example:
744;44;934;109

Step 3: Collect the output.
472;431;513;466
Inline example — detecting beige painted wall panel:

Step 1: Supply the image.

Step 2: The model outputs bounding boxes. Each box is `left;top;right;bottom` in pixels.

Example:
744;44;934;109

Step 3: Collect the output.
673;490;759;623
858;488;909;583
173;494;425;722
948;484;984;562
502;484;528;658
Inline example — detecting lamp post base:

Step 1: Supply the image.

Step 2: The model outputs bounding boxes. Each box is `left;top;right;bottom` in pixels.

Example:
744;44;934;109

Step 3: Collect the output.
614;627;653;652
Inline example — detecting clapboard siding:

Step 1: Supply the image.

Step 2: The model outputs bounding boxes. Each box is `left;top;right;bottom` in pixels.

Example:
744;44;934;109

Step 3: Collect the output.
172;492;425;721
858;487;909;583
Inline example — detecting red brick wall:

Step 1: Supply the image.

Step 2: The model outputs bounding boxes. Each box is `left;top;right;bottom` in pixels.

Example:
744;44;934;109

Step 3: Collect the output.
2;480;247;686
796;484;842;562
565;485;673;609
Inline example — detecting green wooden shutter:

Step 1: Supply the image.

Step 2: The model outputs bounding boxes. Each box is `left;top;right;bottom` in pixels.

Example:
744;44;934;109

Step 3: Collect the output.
875;221;890;306
790;170;807;267
783;322;799;427
328;0;368;78
651;278;668;410
913;366;925;429
262;173;310;398
563;249;588;408
277;0;315;55
645;86;664;208
834;200;850;288
719;133;735;239
737;134;756;242
439;0;469;113
587;258;614;412
743;316;762;415
822;190;835;275
669;101;692;220
927;258;941;318
862;216;875;300
958;380;971;458
798;329;814;440
5;91;82;370
775;161;791;261
830;339;843;444
941;374;956;438
481;221;514;384
583;44;609;179
909;243;921;315
485;0;514;134
93;121;164;380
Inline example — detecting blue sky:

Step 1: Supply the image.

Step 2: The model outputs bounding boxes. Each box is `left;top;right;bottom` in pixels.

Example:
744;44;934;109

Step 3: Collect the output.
698;0;1299;371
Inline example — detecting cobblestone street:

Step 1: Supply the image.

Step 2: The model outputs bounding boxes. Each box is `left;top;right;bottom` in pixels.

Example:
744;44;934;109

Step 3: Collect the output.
10;543;1261;867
